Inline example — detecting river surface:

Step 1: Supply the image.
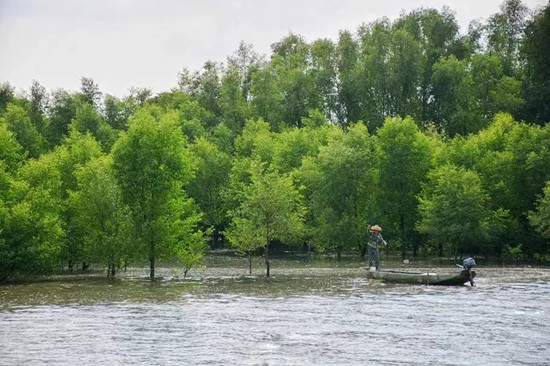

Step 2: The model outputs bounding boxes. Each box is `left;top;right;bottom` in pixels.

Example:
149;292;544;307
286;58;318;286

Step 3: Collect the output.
1;256;549;365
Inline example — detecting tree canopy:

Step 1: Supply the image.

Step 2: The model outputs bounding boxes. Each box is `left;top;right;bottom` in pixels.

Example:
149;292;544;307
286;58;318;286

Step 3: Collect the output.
1;0;550;280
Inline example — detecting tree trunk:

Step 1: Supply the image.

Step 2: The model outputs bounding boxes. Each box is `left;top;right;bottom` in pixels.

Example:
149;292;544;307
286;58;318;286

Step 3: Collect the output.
149;255;155;280
264;244;270;278
359;244;367;259
248;252;252;275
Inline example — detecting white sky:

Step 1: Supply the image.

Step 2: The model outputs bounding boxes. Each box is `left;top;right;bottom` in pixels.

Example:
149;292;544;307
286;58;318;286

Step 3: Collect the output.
0;0;546;98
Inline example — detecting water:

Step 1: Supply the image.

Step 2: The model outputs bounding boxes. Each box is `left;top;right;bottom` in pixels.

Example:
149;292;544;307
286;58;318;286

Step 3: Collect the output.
1;257;549;365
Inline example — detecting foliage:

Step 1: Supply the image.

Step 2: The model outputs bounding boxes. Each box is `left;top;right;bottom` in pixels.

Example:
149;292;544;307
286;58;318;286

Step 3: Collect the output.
417;164;507;256
376;117;435;255
298;123;374;258
225;160;305;277
112;107;203;279
2;0;550;280
1;103;48;158
529;181;550;239
70;156;131;277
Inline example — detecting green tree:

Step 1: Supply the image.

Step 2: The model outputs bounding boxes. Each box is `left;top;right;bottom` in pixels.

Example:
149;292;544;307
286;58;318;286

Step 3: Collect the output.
70;156;131;277
250;63;284;131
335;30;361;128
271;34;323;128
186;137;232;243
29;80;49;136
80;77;102;110
103;94;135;131
225;161;305;277
1;103;47;159
376;117;435;256
224;216;264;274
394;7;464;121
218;68;252;136
47;130;104;271
487;0;529;76
0;115;24;171
300;123;375;259
112;107;202;279
227;41;263;103
69;102;116;152
310;38;338;124
417;164;507;257
431;55;475;135
521;2;550;124
0;82;15;114
1;154;64;281
529;181;550;240
46;90;79;147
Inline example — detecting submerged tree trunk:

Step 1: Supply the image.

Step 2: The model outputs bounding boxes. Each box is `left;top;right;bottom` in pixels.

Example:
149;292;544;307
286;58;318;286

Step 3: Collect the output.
149;240;156;279
149;254;155;280
264;244;270;278
359;243;367;260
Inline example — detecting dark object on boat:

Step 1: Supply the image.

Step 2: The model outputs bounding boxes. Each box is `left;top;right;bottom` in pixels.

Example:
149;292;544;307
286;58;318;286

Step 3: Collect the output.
367;269;476;285
457;257;477;286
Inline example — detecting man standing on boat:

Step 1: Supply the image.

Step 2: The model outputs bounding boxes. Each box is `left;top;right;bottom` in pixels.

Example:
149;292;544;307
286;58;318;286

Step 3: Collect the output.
367;224;387;271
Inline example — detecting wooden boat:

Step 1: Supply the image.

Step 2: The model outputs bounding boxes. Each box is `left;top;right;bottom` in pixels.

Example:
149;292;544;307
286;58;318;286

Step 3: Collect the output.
366;268;476;286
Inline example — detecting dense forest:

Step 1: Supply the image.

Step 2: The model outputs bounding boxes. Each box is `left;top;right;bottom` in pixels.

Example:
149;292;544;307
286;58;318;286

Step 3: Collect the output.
1;0;549;280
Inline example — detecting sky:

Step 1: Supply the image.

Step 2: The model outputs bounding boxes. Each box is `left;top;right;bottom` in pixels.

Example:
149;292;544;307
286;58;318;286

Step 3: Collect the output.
0;0;546;98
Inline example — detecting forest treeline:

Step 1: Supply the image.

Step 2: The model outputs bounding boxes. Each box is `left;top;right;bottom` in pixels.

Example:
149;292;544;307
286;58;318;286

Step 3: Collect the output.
1;0;550;280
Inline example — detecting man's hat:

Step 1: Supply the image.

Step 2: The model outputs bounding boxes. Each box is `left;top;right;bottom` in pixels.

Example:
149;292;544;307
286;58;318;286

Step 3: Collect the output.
371;225;382;232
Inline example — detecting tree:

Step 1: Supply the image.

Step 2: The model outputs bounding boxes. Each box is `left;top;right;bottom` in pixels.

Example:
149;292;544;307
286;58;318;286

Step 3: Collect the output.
227;41;263;102
112;107;202;279
225;161;304;277
29;80;49;136
1;153;64;281
69;102;116;152
0;115;24;171
358;19;393;129
335;30;361;128
0;82;15;114
394;7;464;121
487;0;529;76
431;55;475;135
185;61;222;125
46;90;79;147
271;34;323;128
218;68;252;135
250;63;284;131
1;103;48;159
186;137;232;243
103;94;135;131
417;164;507;257
376;117;435;256
521;2;550;124
310;38;339;123
80;77;102;110
70;156;131;277
529;181;550;240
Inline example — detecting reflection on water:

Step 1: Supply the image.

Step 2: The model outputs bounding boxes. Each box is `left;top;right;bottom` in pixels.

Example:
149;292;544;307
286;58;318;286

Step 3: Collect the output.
1;256;549;365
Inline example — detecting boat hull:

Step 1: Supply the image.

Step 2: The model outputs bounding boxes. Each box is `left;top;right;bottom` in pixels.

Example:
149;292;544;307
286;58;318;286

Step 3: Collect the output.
367;269;476;286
